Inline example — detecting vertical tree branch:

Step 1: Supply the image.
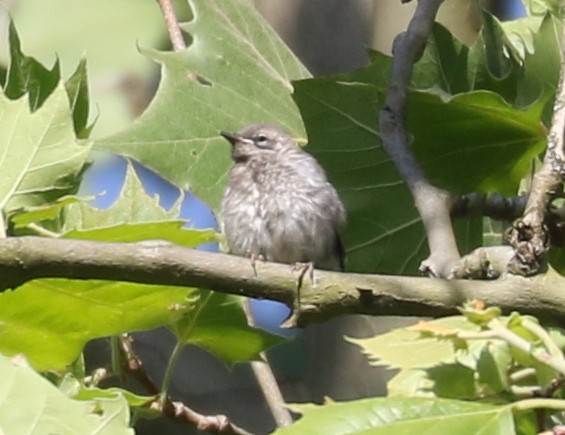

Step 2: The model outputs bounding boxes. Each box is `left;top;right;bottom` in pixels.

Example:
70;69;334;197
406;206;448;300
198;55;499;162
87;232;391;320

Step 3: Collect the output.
156;0;186;52
508;26;565;276
379;0;459;278
243;301;293;428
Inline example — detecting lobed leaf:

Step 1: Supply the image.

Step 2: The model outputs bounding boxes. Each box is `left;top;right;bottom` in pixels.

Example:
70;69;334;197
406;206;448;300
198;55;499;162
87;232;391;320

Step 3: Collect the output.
65;58;91;138
95;0;310;210
0;279;197;371
171;291;284;366
275;397;515;435
0;353;133;434
4;21;60;111
293;55;544;272
0;85;91;216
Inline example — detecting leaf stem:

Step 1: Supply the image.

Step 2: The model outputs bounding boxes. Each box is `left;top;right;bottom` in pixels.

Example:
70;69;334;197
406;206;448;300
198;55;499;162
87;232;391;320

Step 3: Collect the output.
488;319;565;377
160;339;184;405
156;0;186;52
26;223;60;238
110;336;122;376
512;398;565;412
521;318;564;360
509;368;536;382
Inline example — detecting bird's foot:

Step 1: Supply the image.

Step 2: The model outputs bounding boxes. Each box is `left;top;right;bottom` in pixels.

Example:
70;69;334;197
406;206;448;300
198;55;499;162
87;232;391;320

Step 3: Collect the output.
245;251;265;277
291;261;315;290
290;261;315;319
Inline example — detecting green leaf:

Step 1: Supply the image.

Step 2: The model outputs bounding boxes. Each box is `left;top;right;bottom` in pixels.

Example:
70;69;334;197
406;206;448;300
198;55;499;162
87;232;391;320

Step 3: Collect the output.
64;165;277;366
95;0;310;211
9;196;83;229
412;23;470;93
348;317;471;371
460;302;502;325
64;222;217;246
414;12;547;104
466;11;543;105
4;21;60;110
426;364;477;399
74;386;162;421
275;397;515;435
65;57;91;138
410;90;546;195
0;65;6;86
481;10;515;80
0;85;91;216
387;369;434;398
504;314;558;386
75;386;154;409
497;16;540;62
0;162;220;371
349;317;490;398
60;162;218;245
0;353;133;434
171;292;284;365
62;162;184;231
293;51;543;272
522;0;563;16
4;0;186;139
477;342;512;394
0;279;196;371
293;62;427;274
516;14;563;119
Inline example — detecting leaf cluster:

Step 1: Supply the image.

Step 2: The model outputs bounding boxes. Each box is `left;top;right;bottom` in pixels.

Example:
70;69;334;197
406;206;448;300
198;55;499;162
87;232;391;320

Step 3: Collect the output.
0;7;283;431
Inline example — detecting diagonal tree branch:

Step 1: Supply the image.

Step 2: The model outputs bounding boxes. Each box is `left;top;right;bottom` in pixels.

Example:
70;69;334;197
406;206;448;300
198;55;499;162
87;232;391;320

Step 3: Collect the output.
508;28;565;276
379;0;460;278
117;334;253;435
2;236;565;327
243;301;293;428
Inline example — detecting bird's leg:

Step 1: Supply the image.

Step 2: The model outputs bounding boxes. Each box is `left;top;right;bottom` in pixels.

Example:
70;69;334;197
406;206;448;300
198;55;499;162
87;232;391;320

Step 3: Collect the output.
281;262;315;328
292;261;315;291
292;261;316;308
245;250;265;277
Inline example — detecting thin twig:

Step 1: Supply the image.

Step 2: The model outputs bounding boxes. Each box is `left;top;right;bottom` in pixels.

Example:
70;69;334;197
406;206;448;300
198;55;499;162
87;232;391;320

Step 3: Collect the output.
156;0;186;51
450;193;527;221
158;401;253;435
119;334;160;395
243;300;293;427
487;319;565;377
159;340;184;408
508;25;565;276
378;0;459;278
120;333;253;434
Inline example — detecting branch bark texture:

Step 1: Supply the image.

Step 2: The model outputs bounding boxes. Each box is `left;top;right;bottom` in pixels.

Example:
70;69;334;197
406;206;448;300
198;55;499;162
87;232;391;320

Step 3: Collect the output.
2;237;565;327
378;0;460;278
508;29;565;276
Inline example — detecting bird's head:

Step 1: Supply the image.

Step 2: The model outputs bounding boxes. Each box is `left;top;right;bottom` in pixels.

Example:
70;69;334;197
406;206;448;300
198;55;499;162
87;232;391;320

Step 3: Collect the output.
220;124;298;162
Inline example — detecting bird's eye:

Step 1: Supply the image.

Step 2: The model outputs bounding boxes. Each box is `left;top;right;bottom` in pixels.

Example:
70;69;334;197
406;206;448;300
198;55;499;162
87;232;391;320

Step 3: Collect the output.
256;134;268;143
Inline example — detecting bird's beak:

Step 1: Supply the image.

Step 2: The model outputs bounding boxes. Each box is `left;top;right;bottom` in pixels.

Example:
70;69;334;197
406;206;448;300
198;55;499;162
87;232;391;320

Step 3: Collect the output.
220;131;240;146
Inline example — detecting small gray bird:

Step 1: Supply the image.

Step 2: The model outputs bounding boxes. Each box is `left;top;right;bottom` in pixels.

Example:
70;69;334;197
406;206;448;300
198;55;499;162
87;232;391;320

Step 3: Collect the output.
220;124;346;271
